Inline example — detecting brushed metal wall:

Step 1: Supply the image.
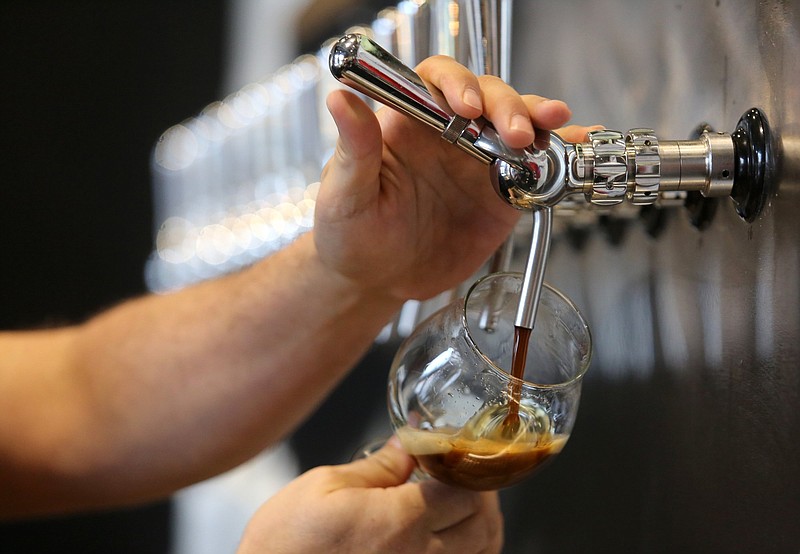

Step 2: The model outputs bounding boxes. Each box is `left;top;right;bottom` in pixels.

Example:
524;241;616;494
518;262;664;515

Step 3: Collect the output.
497;1;799;551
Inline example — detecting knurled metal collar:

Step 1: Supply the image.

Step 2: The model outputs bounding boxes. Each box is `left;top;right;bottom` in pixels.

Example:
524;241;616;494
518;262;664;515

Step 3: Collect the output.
587;130;627;206
626;128;660;205
441;114;471;144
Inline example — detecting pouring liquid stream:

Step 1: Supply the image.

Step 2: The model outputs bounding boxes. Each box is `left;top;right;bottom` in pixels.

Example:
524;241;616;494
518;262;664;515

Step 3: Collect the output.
502;325;532;435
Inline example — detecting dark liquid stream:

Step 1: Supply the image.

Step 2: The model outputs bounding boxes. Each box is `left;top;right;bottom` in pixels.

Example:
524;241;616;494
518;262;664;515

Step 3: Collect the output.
502;325;532;433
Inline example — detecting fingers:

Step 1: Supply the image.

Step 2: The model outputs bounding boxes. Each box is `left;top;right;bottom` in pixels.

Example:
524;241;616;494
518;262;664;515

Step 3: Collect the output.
416;485;503;554
473;75;538;148
415;55;575;150
434;491;504;554
556;123;606;143
380;481;503;554
411;479;486;532
326;89;382;166
330;437;416;489
286;456;503;553
524;96;573;130
416;56;534;147
320;89;384;216
416;55;484;120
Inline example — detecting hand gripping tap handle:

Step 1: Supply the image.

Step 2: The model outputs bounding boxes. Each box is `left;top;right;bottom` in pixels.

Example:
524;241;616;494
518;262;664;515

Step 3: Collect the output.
329;33;566;210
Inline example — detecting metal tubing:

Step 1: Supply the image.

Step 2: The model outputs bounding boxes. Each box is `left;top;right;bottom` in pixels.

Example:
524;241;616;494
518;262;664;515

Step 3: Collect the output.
515;207;553;329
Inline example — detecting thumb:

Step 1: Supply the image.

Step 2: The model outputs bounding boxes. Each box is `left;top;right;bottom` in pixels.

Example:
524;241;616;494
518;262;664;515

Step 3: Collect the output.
338;437;416;489
321;89;383;213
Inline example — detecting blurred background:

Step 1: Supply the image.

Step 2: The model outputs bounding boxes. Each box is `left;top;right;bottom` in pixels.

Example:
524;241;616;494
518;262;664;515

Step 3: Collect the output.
1;1;798;552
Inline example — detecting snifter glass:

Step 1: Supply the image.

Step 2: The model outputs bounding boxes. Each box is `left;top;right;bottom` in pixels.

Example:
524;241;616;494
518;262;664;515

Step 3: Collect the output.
388;272;592;490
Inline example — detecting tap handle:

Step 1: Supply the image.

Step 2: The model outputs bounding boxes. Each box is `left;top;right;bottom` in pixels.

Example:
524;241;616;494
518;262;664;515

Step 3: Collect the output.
330;33;488;162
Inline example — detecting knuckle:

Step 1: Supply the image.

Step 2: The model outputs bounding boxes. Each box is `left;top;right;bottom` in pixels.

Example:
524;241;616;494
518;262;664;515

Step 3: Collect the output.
427;54;456;64
478;74;505;87
302;464;342;488
416;54;456;73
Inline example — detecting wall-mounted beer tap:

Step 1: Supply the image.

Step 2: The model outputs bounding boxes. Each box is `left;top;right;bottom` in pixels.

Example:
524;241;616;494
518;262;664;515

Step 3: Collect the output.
329;33;775;223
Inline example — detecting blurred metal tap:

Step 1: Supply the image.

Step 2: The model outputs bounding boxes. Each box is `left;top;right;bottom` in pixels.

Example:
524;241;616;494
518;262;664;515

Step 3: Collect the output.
463;0;512;80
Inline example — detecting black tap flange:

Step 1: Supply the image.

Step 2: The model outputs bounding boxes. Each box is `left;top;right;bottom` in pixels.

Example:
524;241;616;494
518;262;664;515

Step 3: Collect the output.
730;108;775;223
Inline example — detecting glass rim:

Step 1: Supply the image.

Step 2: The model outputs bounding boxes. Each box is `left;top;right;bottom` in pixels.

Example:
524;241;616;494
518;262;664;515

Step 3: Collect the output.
462;271;592;390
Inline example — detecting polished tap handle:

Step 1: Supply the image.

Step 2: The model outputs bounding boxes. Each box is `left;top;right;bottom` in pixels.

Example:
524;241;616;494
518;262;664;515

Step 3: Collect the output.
330;34;466;147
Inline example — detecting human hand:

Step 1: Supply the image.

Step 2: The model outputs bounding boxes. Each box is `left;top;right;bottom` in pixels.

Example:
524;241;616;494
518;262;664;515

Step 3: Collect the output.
236;438;503;554
313;54;597;303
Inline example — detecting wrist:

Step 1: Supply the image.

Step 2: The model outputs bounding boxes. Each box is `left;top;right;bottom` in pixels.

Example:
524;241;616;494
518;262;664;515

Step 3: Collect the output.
285;233;405;328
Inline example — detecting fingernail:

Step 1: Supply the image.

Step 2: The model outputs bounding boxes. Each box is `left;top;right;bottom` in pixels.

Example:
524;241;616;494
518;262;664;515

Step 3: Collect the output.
510;114;533;134
538;99;572;119
462;87;482;111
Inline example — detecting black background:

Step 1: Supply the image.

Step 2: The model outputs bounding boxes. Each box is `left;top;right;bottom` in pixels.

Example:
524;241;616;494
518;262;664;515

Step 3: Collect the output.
0;2;225;551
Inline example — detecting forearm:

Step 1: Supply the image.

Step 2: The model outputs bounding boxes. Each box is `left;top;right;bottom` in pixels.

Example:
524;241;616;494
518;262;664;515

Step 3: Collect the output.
0;232;402;517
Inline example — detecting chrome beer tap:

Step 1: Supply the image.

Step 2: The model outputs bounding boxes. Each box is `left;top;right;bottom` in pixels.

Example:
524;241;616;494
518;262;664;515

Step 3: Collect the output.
329;33;773;222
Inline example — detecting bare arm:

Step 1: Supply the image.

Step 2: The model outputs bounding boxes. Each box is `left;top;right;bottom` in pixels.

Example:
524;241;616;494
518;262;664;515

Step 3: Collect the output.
0;233;400;517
